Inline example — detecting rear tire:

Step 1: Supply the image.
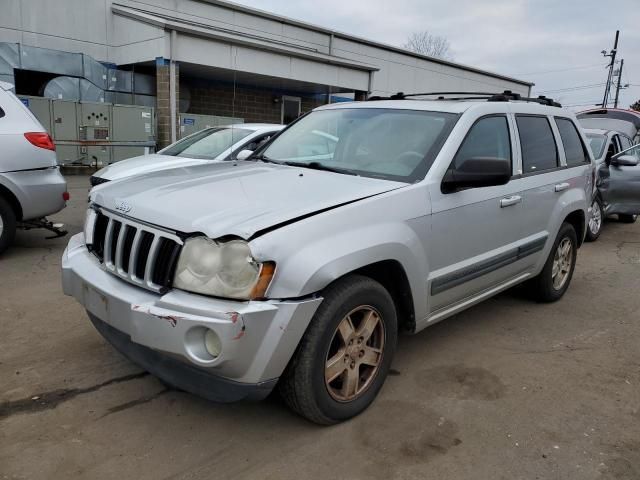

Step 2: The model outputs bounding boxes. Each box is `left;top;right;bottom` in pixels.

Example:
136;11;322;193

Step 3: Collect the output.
619;214;637;224
529;222;577;303
279;275;397;425
0;196;17;255
585;197;603;242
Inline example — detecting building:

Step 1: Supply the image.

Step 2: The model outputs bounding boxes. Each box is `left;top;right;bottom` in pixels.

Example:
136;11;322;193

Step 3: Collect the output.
0;0;533;150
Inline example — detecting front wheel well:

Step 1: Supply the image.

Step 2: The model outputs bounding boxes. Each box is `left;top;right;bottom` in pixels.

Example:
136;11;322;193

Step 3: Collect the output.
348;260;416;333
564;209;586;247
0;184;22;221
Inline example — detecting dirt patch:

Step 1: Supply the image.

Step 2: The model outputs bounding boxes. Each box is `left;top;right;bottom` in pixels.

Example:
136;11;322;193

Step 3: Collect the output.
355;400;461;466
414;364;506;400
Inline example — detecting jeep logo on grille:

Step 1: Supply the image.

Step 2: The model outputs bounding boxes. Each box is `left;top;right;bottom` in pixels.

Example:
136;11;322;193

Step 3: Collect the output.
115;201;132;214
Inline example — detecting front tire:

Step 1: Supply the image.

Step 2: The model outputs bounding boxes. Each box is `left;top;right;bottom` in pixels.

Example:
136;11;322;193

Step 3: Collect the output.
0;196;17;255
279;275;397;425
619;214;637;224
530;222;577;303
585;197;603;242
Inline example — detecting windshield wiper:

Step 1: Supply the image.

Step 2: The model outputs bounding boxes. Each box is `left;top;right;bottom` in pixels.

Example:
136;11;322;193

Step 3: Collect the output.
252;153;281;164
283;161;358;176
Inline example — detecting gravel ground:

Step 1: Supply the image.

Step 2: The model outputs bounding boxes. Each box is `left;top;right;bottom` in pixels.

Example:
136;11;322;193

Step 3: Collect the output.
1;174;639;480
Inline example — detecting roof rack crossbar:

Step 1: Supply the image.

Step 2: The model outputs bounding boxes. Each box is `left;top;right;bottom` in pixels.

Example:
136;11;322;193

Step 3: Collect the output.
366;90;562;107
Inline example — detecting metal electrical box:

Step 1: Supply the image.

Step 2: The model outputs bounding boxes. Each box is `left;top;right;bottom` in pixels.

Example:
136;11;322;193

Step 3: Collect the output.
18;96;53;134
84;146;111;167
79;102;110;129
179;113;244;138
20;96;155;166
52;100;79;140
111;104;155;162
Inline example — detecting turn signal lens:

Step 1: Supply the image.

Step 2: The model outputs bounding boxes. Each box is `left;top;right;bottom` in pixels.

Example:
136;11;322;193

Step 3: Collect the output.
24;132;55;151
250;262;276;299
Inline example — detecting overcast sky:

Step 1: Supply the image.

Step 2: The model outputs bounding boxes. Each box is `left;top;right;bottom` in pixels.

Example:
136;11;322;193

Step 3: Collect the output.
233;0;639;110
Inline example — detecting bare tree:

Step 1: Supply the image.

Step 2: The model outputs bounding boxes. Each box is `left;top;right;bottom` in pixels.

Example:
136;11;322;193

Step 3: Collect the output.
403;31;452;60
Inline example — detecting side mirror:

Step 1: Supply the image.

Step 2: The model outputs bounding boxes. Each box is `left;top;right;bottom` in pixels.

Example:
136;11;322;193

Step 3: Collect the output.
235;149;254;161
611;154;639;167
442;156;511;193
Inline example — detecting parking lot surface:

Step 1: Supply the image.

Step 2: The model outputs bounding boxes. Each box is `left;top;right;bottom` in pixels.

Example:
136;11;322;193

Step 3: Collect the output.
1;175;639;480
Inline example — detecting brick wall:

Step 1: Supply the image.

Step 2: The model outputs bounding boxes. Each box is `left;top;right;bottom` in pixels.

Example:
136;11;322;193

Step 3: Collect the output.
156;63;180;149
187;82;326;124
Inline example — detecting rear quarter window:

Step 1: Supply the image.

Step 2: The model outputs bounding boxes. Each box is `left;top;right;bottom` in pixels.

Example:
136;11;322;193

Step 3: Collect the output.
555;118;589;167
516;115;559;174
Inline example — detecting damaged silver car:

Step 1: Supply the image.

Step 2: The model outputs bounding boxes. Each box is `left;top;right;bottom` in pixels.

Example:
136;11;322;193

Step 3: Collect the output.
584;128;639;241
62;92;591;424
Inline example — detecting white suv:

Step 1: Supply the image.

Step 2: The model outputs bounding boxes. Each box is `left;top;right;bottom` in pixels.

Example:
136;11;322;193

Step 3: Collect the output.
0;82;68;254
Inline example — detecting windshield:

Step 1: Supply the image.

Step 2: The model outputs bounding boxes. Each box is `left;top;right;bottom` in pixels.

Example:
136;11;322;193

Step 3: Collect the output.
260;108;458;182
160;127;253;160
586;133;607;159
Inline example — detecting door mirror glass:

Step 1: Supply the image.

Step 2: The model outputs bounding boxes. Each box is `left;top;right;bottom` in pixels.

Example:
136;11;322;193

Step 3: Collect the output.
611;154;639;167
235;149;253;161
442;156;511;192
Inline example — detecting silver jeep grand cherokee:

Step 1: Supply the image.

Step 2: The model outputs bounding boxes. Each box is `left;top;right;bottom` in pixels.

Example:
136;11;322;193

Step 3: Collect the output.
62;91;593;424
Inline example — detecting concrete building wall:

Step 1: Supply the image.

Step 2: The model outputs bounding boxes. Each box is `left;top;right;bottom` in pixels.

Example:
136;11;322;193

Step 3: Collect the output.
0;0;531;96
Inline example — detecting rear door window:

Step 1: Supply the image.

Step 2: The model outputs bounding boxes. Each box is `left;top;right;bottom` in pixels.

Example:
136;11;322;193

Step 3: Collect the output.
555;118;589;167
516;116;559;173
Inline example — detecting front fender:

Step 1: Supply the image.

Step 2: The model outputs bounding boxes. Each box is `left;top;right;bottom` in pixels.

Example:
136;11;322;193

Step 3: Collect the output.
250;186;430;320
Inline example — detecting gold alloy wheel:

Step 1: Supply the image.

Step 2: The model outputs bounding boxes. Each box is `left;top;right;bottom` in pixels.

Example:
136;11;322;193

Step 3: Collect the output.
324;306;385;402
552;237;573;290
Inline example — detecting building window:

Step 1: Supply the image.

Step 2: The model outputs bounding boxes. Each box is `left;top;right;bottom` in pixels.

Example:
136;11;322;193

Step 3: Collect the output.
281;96;301;124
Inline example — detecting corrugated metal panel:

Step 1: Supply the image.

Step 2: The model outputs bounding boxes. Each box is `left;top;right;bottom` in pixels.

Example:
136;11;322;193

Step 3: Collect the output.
107;68;132;92
80;79;106;103
44;77;81;101
105;91;134;105
0;43;19;75
83;55;108;90
133;73;156;95
20;45;83;77
0;74;15;89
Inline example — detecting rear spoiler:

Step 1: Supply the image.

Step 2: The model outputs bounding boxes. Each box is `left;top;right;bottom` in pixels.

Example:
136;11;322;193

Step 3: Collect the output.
0;81;15;91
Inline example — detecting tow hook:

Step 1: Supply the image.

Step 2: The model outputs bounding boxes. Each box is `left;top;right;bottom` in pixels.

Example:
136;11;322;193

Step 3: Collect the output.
18;218;68;239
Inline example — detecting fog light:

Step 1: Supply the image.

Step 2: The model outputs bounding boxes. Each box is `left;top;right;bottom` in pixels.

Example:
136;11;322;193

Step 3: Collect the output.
204;329;222;358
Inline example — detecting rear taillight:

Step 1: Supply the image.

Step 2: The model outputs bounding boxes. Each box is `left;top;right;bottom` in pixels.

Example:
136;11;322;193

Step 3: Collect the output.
24;132;55;151
63;192;70;201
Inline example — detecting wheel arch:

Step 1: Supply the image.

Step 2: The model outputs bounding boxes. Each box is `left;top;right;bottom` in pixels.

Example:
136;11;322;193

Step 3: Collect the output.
0;182;23;221
564;209;586;247
347;260;416;333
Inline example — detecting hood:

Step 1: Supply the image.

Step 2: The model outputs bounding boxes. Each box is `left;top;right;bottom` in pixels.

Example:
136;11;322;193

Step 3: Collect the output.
93;154;211;181
91;161;406;239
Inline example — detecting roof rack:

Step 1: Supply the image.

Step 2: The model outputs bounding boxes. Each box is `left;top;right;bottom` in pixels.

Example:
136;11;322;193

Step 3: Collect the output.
366;90;562;107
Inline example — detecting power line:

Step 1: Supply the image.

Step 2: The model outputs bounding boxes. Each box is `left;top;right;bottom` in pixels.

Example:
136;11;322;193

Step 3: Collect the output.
513;63;608;76
537;83;606;94
563;100;604;107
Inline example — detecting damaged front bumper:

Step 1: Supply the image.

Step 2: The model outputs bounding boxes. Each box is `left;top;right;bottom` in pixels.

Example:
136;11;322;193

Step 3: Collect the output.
62;233;322;402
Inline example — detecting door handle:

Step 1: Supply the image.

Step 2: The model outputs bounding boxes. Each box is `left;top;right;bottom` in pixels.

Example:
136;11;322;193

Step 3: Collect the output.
500;195;522;208
555;182;570;192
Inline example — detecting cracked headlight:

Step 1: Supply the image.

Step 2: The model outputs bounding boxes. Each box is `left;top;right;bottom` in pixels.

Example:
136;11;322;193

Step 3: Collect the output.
173;237;275;300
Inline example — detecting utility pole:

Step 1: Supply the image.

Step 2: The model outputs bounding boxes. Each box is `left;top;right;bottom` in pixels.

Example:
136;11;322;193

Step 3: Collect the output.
614;58;624;108
601;30;619;108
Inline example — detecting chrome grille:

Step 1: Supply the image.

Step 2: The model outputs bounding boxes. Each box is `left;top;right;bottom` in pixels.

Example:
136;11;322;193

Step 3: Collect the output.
88;208;183;293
